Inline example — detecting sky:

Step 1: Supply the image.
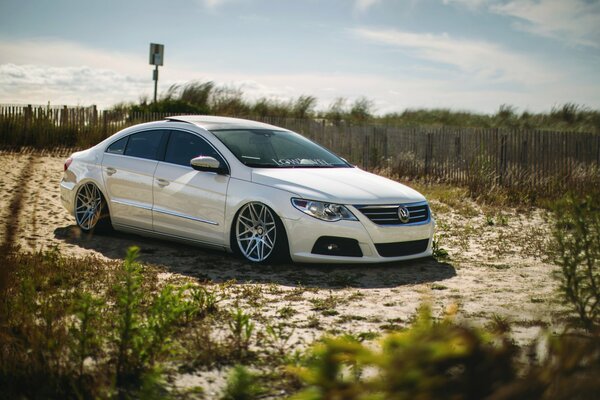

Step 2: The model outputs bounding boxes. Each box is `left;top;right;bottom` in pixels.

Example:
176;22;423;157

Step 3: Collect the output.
0;0;599;114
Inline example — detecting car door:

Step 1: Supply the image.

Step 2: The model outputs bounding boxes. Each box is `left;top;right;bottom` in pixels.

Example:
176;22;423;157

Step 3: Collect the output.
102;129;168;231
152;130;230;245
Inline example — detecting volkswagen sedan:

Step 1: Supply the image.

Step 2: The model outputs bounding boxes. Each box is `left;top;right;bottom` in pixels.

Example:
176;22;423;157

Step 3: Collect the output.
60;116;434;263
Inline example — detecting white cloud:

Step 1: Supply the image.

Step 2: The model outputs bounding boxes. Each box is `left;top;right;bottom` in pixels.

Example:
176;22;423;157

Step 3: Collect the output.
3;59;598;114
442;0;488;9
354;0;381;13
352;27;558;84
443;0;600;47
491;0;600;47
0;38;146;76
0;63;148;107
0;37;598;113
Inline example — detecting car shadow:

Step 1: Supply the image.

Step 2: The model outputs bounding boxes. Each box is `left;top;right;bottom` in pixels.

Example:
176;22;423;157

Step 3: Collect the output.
54;225;456;289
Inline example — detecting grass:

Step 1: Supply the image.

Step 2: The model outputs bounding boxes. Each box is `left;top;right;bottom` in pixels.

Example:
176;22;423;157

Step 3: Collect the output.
310;293;344;316
1;237;598;397
291;304;600;400
1;148;599;397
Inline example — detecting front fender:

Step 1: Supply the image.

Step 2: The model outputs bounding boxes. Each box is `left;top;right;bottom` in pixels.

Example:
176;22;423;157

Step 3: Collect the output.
224;178;301;251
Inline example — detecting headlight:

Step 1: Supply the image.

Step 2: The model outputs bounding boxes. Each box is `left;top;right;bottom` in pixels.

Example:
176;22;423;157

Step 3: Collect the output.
291;198;357;222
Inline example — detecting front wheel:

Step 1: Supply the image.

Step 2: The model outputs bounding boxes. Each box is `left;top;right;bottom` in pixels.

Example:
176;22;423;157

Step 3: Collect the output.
232;202;289;263
74;182;111;233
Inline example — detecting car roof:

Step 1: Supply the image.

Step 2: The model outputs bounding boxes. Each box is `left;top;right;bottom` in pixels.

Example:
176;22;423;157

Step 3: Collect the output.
165;115;285;131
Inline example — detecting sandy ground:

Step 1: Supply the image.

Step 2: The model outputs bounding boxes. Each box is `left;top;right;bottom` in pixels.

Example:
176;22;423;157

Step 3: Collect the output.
0;152;566;395
0;152;564;336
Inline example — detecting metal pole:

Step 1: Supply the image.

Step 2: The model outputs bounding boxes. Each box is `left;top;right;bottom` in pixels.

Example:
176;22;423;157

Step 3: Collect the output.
153;65;159;103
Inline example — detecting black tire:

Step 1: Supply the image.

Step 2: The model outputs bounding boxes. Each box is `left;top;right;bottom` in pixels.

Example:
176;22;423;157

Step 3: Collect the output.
230;202;289;264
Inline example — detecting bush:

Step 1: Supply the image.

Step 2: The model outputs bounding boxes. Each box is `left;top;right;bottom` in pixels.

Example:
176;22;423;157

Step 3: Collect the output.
0;246;202;398
290;305;516;400
290;304;600;400
551;194;600;331
221;365;263;400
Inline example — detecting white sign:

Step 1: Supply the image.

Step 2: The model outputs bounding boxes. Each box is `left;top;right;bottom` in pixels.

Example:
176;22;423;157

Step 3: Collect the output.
149;43;164;66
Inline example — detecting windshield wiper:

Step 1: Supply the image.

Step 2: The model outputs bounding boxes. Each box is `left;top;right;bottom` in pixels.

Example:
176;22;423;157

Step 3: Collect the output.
243;163;281;168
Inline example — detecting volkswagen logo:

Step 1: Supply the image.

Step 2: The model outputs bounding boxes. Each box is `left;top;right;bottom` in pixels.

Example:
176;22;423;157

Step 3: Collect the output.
398;206;410;223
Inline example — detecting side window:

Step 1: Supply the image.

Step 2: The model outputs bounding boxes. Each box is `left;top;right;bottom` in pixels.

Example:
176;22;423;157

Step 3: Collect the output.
106;136;128;155
164;131;223;167
124;130;168;160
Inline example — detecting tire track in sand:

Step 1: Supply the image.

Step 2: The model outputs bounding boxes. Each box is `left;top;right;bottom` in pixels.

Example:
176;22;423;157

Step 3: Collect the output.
1;155;38;249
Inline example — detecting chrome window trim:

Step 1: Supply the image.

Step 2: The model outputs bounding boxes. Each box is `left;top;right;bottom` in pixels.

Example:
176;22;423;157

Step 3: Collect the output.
153;206;219;226
104;127;231;174
111;198;153;211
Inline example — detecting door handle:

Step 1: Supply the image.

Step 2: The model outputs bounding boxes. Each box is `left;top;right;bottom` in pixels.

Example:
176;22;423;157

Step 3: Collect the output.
156;178;170;187
106;167;116;176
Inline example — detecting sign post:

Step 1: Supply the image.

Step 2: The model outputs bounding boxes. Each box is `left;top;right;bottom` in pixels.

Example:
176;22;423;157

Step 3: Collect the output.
149;43;164;104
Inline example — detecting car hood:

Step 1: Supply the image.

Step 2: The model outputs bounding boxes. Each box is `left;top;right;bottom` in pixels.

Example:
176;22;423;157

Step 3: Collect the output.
251;167;426;205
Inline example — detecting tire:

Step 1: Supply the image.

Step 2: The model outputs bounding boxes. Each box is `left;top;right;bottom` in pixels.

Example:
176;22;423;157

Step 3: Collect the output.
231;202;289;264
74;182;111;233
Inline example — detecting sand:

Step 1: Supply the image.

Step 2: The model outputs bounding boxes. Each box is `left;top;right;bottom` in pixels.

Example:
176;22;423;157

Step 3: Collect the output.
0;151;565;350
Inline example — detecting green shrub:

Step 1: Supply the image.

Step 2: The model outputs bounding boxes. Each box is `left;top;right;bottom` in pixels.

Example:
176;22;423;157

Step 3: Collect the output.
290;305;516;400
228;308;255;360
113;246;201;396
0;246;202;398
0;248;113;399
551;194;600;331
221;365;263;400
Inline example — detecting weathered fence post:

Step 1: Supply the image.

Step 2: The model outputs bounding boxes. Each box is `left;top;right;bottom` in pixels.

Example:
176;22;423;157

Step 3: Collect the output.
454;134;461;185
363;133;370;170
92;105;98;126
499;134;507;185
61;105;68;127
102;110;108;137
24;104;32;127
425;132;433;176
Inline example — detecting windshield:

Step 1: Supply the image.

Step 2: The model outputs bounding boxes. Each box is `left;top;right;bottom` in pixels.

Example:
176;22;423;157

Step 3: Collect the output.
210;129;351;168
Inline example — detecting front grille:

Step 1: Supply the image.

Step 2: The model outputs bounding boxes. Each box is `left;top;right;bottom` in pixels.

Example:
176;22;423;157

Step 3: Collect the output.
375;239;430;257
354;202;430;226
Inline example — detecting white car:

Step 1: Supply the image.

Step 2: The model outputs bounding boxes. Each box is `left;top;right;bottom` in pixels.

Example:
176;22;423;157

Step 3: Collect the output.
60;116;434;264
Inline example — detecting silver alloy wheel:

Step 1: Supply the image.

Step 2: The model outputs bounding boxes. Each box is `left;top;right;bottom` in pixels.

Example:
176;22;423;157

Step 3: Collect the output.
75;183;103;231
235;202;277;262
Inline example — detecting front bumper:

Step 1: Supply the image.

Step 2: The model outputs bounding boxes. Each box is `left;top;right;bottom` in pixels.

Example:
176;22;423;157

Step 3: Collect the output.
282;208;435;264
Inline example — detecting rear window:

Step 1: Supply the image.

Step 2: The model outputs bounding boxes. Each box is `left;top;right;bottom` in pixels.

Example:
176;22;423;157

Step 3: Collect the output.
106;136;128;155
123;130;168;160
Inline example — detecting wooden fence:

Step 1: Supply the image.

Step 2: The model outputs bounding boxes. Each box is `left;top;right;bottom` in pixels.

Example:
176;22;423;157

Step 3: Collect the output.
1;104;599;197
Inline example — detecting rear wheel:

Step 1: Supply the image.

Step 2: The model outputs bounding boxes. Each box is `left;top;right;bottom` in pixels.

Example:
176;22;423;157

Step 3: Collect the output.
75;182;111;233
232;202;289;263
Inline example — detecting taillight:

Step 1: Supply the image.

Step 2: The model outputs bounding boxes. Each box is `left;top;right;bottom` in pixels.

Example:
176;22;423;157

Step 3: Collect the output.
64;157;73;172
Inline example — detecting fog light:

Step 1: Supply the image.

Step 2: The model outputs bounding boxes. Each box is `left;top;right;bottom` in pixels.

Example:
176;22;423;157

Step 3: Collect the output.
312;236;363;257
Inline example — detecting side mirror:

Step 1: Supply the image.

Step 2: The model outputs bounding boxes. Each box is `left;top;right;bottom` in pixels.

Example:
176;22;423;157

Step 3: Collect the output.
190;156;228;175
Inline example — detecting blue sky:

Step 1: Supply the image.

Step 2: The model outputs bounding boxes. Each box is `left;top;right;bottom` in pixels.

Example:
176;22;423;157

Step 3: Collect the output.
0;0;599;113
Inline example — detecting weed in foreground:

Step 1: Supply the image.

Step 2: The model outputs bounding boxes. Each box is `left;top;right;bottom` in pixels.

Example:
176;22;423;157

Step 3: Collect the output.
0;246;203;399
290;304;600;400
228;308;255;360
551;194;600;331
221;365;264;400
432;233;450;260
